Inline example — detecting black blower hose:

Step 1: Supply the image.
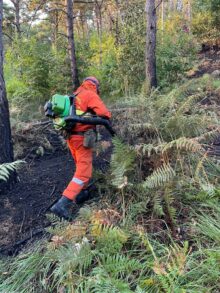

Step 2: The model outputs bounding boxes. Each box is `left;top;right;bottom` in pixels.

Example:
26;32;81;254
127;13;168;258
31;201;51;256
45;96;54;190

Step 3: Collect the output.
64;116;116;136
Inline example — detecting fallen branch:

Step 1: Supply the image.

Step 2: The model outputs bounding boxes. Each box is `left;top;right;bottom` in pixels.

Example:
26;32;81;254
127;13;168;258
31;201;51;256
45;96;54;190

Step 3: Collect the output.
0;226;50;255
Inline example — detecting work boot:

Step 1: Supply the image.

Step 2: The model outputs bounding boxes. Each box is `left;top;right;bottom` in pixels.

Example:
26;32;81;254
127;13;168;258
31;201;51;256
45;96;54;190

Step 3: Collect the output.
50;196;73;220
75;189;90;204
75;183;97;204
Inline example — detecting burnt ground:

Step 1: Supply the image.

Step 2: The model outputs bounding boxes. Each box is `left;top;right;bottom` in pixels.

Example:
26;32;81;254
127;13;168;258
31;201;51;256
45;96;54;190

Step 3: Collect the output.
199;51;220;74
0;50;220;255
190;50;220;77
0;128;113;255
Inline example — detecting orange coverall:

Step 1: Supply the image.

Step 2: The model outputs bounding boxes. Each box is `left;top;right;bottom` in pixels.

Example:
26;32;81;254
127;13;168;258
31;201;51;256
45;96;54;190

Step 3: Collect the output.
62;80;111;201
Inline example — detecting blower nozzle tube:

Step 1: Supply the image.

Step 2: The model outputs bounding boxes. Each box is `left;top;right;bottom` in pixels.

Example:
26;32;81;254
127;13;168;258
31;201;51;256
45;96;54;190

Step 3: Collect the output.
64;116;116;136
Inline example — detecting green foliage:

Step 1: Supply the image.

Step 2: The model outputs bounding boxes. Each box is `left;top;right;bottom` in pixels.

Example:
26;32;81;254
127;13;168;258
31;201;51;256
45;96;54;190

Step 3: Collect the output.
117;0;146;93
193;0;220;32
1;2;220;292
111;75;220;231
157;29;198;88
143;164;176;189
0;244;50;293
195;203;220;244
81;33;120;99
5;37;72;121
110;137;136;188
92;224;128;254
0;160;25;182
117;1;197;91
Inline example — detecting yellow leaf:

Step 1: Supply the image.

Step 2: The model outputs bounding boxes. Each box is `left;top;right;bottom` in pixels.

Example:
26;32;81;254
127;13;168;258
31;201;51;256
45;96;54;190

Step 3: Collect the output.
153;261;167;276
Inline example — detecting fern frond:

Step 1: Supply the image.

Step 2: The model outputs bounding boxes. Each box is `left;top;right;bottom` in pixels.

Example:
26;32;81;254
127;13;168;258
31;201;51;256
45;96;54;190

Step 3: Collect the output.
100;253;142;278
91;223;128;254
176;92;205;115
134;143;161;157
164;191;177;223
111;137;135;188
51;239;92;277
196;127;220;143
89;267;133;293
128;123;157;133
162;137;203;154
152;193;164;217
144;164;176;189
165;114;210;138
0;160;25;182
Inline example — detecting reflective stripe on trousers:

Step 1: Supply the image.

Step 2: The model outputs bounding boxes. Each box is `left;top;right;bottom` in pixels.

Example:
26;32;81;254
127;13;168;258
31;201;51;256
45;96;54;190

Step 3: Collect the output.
63;136;93;201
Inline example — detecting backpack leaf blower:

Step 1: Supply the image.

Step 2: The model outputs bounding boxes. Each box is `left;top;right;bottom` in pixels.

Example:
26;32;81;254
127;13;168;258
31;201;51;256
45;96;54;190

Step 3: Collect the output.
44;94;115;136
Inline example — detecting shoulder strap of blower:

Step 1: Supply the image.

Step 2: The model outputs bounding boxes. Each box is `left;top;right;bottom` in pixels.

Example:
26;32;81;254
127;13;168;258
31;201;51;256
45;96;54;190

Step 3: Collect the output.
66;94;115;136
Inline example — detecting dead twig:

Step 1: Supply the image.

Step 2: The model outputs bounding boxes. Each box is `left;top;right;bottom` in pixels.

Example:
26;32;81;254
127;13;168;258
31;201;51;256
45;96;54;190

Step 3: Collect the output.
41;186;57;214
19;210;26;234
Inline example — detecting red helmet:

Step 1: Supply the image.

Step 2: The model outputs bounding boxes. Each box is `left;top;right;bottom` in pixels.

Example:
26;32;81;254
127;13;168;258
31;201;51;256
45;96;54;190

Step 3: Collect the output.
84;76;100;92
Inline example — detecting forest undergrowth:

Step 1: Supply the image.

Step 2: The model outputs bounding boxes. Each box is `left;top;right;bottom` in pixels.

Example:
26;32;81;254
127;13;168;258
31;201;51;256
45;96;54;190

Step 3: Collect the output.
0;74;220;292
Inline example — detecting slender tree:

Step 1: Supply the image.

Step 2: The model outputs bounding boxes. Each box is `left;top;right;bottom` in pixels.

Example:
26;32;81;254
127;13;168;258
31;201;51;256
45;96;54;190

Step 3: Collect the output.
0;0;14;164
145;0;157;90
66;0;79;89
9;0;21;37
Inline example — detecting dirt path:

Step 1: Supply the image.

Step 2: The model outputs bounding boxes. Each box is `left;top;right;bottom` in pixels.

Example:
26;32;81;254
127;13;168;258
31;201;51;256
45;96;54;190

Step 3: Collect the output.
0;129;112;254
0;152;73;251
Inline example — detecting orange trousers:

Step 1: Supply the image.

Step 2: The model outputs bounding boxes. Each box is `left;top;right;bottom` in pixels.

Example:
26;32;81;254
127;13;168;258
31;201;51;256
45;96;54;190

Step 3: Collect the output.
63;135;93;201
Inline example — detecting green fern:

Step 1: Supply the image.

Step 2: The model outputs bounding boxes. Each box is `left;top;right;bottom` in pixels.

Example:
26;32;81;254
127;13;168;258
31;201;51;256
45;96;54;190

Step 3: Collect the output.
134;143;161;157
164;191;177;224
93;224;128;254
162;137;203;154
89;267;133;293
128;123;157;134
152;193;164;217
165;114;210;138
110;137;135;188
134;137;203;159
196;127;220;143
175;92;205;116
0;160;25;182
99;253;143;278
144;164;176;189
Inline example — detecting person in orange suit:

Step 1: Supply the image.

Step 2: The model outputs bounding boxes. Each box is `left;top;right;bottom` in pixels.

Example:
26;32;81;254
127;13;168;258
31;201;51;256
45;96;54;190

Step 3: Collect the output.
51;77;111;219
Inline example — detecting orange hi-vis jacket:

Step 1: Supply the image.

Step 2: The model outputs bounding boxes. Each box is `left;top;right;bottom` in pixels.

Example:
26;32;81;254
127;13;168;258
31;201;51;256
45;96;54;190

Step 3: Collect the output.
74;80;111;132
62;80;111;201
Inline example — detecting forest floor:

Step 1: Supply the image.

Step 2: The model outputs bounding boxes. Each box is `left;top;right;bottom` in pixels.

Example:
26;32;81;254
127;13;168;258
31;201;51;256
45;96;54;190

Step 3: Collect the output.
0;50;219;255
0;128;112;255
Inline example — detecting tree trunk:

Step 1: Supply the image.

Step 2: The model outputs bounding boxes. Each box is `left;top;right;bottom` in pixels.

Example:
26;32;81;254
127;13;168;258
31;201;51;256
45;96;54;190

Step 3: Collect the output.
10;0;21;37
186;0;192;23
0;0;14;164
66;0;79;90
15;0;21;36
169;0;175;11
145;0;157;90
114;0;120;46
95;0;103;66
161;0;165;40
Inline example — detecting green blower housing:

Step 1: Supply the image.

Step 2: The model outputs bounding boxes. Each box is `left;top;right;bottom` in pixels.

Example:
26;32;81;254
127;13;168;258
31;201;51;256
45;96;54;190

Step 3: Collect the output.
52;94;71;117
44;94;115;136
44;94;72;130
